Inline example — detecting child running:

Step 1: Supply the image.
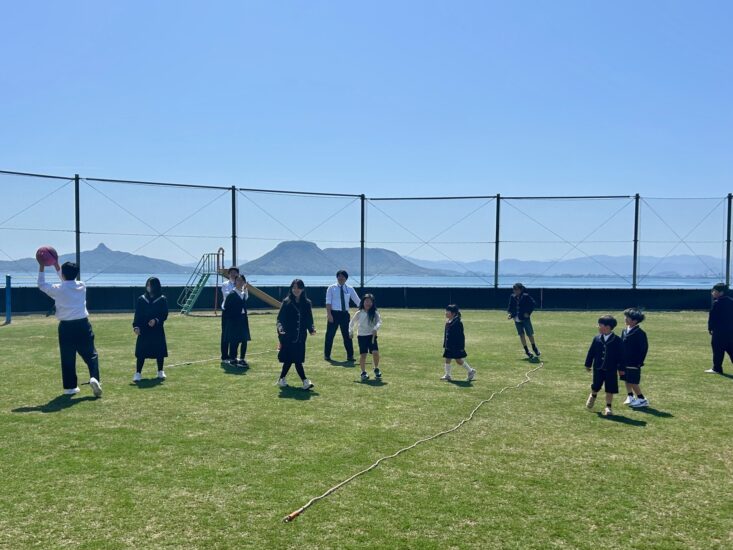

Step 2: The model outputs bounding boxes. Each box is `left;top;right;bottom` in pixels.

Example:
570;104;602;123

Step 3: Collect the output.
584;315;622;416
507;282;541;359
441;304;477;382
349;293;383;380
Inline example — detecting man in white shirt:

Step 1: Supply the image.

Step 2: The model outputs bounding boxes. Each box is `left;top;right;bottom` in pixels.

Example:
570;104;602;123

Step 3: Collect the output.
37;260;102;397
324;270;361;361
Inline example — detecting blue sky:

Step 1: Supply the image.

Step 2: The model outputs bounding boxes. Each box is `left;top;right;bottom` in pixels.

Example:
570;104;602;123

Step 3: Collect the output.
1;1;731;267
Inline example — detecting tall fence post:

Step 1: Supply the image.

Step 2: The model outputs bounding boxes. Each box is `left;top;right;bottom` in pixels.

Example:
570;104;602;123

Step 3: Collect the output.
632;193;640;289
74;174;81;279
494;193;500;289
4;275;10;325
726;193;732;287
231;186;237;266
360;194;366;289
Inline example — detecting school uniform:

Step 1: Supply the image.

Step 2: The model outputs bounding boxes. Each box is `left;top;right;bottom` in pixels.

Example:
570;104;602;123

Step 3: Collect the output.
324;283;361;360
38;269;100;391
133;293;169;360
222;288;251;360
349;309;382;355
443;316;467;359
621;325;648;385
507;292;536;336
708;294;733;373
584;333;622;394
220;280;236;360
277;296;315;380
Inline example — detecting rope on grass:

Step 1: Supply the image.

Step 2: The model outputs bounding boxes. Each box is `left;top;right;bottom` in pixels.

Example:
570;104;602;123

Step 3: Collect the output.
283;361;545;523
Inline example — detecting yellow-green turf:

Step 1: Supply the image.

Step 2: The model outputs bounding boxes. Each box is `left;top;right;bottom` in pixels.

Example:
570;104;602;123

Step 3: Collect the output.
0;309;731;549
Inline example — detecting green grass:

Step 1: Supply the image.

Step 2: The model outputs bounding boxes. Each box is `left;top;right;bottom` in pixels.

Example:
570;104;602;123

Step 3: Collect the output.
0;309;731;549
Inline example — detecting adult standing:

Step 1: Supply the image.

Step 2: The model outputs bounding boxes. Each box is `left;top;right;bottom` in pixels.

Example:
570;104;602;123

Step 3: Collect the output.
324;269;360;362
706;282;733;374
219;266;239;362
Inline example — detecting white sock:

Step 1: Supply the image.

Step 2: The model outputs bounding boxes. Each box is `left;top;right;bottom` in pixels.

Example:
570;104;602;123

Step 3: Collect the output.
460;361;472;372
444;363;452;376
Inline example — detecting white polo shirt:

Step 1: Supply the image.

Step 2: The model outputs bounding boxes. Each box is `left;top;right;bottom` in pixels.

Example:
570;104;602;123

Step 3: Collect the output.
325;283;361;312
38;269;89;321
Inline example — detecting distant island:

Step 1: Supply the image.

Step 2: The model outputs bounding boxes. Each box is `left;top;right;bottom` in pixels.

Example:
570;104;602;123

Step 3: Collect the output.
0;241;725;279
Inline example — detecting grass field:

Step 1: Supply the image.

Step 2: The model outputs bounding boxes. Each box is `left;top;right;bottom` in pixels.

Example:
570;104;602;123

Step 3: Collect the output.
0;308;731;549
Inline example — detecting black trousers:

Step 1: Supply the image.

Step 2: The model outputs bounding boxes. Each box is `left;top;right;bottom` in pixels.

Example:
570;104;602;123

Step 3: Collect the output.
324;310;354;359
58;318;100;390
711;331;733;372
228;340;248;360
220;316;228;359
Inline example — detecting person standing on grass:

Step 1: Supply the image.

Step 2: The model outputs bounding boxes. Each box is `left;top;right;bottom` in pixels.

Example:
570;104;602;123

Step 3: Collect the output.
132;277;169;382
219;266;239;362
507;282;541;359
349;293;383;381
276;279;316;390
441;304;477;382
222;274;251;367
37;259;102;398
706;282;733;375
584;315;622;416
621;308;649;408
324;269;360;362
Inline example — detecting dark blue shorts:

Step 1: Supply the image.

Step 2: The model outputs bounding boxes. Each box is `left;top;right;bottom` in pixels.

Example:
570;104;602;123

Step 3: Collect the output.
514;318;534;336
357;335;379;355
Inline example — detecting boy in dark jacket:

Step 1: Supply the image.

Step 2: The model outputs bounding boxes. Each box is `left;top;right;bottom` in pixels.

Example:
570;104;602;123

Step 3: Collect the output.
584;315;622;416
706;283;733;374
507;283;541;359
621;308;649;407
441;305;476;382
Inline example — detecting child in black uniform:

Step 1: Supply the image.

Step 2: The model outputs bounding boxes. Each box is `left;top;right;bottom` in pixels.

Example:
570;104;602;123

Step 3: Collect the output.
621;308;649;408
276;279;316;390
132;277;169;382
584;315;622;416
222;274;251;367
706;282;733;374
441;304;476;382
507;283;541;359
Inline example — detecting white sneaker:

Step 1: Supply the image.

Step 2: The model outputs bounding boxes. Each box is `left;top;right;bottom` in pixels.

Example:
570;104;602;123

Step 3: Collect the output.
440;374;452;381
586;394;596;409
302;378;314;390
704;368;722;374
276;378;288;388
623;394;634;405
89;378;102;398
603;406;613;417
630;398;649;408
467;368;476;381
157;370;166;380
63;387;80;395
133;372;142;383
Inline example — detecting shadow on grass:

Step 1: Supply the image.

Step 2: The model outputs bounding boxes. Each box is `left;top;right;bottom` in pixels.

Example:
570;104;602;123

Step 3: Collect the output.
448;380;474;388
278;387;319;400
596;412;647;427
327;359;356;368
220;362;249;376
131;378;165;389
631;407;674;418
719;372;733;380
522;356;543;364
352;379;388;387
12;395;98;413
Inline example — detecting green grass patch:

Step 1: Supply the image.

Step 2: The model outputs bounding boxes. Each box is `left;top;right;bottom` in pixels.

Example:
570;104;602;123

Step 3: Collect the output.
0;309;731;549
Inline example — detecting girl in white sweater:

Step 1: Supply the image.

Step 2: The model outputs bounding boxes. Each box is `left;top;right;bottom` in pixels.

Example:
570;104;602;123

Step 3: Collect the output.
349;294;382;380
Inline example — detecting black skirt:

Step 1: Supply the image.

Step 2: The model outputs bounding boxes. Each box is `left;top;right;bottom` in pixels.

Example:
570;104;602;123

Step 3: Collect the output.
135;326;168;359
278;338;307;364
223;314;251;344
443;348;467;359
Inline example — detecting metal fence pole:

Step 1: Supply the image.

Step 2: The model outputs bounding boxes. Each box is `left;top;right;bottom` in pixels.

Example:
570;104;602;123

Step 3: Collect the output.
231;186;237;266
726;193;732;287
360;194;366;289
494;194;500;289
74;174;81;279
632;193;640;289
4;275;10;325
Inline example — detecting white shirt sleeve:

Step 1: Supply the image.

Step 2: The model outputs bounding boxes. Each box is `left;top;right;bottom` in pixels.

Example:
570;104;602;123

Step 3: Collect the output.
349;286;361;308
37;269;61;298
325;285;334;307
373;311;382;332
349;311;359;334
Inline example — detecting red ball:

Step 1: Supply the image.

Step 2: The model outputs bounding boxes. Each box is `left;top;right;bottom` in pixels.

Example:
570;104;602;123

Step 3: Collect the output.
36;245;59;266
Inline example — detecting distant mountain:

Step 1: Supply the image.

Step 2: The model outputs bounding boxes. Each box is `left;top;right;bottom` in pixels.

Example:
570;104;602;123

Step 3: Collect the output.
0;243;192;274
241;241;456;276
406;254;726;278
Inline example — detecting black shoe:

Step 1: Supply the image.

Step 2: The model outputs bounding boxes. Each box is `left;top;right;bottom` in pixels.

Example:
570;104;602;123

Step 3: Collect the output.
324;355;332;361
228;360;238;367
374;368;382;379
532;348;541;357
525;351;535;359
238;359;249;367
347;357;356;362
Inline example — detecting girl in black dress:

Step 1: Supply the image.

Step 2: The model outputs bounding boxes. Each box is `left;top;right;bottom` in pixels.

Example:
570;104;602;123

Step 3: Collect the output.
133;277;169;382
222;274;251;367
276;279;316;390
441;304;476;382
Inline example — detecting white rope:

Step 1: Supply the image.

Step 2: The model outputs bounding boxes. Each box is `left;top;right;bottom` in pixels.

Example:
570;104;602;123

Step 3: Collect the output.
283;361;545;522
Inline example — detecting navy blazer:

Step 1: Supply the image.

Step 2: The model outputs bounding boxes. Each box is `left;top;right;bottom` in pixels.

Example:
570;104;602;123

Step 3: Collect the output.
507;293;536;318
621;326;648;368
585;333;622;372
708;295;733;334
